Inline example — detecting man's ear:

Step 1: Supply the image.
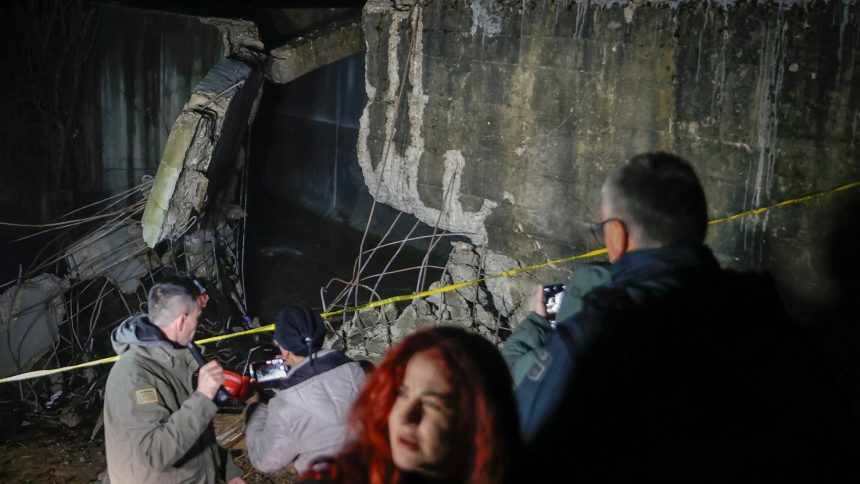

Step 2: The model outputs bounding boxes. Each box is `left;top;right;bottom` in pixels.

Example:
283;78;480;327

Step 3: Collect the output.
605;219;629;263
176;313;187;332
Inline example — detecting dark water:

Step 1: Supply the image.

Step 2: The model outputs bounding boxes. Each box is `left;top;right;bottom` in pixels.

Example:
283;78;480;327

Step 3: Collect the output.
244;192;448;325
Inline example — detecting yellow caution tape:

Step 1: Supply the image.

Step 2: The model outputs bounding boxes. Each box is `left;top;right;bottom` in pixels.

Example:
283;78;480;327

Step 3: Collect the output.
707;180;860;225
0;326;279;384
194;324;275;345
1;180;857;384
0;356;120;384
318;247;610;319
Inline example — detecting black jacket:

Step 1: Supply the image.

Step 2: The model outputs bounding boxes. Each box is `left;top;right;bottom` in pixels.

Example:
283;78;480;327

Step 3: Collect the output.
517;246;858;483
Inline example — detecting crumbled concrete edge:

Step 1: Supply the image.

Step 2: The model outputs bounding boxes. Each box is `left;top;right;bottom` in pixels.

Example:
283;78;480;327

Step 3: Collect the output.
267;17;365;84
198;17;266;64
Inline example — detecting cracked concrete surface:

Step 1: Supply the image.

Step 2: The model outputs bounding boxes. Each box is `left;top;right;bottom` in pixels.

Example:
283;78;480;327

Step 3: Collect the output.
357;2;498;246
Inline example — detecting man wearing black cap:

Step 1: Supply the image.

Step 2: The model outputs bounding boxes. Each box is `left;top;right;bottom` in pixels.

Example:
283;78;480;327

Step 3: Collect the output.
244;306;366;475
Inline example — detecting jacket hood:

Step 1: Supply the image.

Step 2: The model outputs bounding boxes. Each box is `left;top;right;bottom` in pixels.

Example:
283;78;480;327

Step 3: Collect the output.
111;314;175;355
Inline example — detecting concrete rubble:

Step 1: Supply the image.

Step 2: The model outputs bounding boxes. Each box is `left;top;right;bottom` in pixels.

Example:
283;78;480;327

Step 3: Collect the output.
331;241;563;360
0;274;69;378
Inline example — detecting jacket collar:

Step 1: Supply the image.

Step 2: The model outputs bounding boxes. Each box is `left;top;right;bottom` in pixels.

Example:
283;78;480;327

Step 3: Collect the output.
278;350;351;391
286;349;337;373
111;314;195;367
610;245;719;286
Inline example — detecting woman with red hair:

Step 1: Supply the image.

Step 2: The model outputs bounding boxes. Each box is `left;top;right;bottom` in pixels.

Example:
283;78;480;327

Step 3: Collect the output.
298;326;522;484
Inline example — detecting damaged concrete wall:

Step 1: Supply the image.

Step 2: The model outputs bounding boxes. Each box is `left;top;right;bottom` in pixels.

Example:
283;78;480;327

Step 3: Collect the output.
359;0;860;324
92;5;226;195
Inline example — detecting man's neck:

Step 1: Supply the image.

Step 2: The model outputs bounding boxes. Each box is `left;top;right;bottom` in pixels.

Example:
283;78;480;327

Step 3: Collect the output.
156;321;186;347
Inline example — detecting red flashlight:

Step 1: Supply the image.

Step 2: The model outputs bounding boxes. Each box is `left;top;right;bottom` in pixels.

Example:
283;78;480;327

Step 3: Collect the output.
223;370;253;400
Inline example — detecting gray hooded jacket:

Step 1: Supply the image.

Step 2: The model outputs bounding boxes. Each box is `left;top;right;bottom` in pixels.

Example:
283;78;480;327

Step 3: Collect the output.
244;349;366;474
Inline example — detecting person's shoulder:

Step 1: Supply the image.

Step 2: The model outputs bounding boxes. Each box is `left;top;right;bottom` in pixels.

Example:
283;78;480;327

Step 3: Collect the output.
314;352;365;376
280;355;362;393
580;283;636;314
569;262;612;289
344;359;368;375
320;358;367;388
553;283;643;344
104;349;162;400
295;360;367;406
108;347;151;380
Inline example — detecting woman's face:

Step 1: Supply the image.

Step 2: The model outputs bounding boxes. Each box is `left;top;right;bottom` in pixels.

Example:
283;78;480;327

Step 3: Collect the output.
388;351;456;477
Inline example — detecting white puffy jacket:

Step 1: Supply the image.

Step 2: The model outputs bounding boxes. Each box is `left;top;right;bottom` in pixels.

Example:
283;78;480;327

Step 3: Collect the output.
244;350;366;474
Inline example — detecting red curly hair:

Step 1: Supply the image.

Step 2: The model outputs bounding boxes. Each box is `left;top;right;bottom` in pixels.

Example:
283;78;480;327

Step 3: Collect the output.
301;326;521;484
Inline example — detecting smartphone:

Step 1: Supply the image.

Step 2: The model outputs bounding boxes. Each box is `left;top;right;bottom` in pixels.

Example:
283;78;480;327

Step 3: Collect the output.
249;358;288;387
543;283;565;309
543;283;566;328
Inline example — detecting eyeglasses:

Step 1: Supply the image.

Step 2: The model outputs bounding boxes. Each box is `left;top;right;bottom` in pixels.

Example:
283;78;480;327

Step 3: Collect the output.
589;217;622;245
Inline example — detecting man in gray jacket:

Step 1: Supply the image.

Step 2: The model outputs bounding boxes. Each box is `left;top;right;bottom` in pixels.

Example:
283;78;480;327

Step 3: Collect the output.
244;306;366;475
103;281;245;484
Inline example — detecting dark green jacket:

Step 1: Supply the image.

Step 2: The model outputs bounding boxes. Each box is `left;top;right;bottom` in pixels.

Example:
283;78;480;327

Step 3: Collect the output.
103;315;242;484
501;263;610;387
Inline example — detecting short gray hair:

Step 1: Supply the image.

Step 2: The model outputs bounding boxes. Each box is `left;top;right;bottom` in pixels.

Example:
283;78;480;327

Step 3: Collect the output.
602;152;708;247
147;282;198;328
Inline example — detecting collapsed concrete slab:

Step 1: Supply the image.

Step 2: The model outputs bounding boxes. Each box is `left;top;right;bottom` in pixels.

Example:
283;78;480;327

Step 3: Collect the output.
65;220;156;294
142;58;263;247
0;274;69;378
266;18;364;84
